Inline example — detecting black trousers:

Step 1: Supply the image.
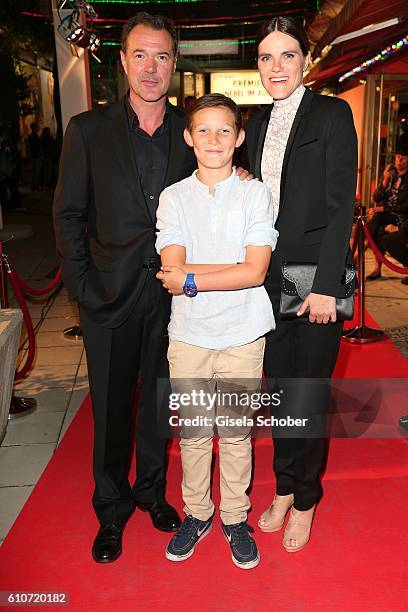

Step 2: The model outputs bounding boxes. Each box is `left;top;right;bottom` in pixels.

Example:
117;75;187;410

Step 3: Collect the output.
366;211;399;255
381;228;408;266
263;313;343;511
80;273;171;525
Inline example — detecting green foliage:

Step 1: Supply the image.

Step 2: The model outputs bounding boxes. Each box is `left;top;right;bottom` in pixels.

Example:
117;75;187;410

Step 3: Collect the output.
0;0;54;58
15;69;36;118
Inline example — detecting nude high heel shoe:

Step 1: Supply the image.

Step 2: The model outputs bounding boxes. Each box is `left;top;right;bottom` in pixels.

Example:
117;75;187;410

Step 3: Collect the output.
258;493;294;533
282;505;316;552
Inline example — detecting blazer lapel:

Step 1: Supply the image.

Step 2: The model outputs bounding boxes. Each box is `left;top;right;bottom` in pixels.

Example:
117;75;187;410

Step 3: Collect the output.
107;98;153;222
278;88;314;219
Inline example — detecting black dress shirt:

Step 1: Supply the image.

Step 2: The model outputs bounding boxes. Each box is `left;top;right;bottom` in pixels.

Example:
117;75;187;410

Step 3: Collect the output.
125;94;170;217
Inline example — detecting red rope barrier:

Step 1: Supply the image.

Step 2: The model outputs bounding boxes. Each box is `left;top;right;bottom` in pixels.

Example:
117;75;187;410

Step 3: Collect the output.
13;268;62;296
363;224;408;275
0;252;62;380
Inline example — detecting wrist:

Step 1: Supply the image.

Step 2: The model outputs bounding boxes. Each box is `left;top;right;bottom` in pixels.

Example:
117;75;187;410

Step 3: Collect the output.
182;272;198;297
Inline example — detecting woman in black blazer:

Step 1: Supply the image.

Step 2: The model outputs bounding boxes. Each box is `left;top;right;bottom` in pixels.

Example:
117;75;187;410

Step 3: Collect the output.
245;17;357;552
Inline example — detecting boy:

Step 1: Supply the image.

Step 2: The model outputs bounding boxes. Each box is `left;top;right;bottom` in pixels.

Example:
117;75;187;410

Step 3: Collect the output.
155;94;278;569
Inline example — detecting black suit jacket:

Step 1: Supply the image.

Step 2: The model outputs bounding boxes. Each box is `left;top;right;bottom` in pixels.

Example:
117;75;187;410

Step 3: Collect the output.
53;97;196;327
245;88;358;305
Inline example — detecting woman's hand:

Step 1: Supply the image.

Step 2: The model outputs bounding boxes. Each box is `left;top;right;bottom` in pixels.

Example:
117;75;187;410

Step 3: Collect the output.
156;265;186;295
297;293;337;324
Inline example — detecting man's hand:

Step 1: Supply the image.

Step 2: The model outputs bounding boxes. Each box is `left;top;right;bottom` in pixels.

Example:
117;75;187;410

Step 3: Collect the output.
297;292;337;324
156;265;185;295
385;224;399;233
236;167;254;181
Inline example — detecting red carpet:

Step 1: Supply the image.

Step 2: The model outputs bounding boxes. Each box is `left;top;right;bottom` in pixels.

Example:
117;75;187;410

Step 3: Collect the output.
1;310;408;611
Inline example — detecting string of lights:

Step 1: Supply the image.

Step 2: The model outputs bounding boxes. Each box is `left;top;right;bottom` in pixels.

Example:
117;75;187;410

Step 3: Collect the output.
102;38;256;47
86;0;217;4
89;17;263;28
339;34;408;82
114;9;306;23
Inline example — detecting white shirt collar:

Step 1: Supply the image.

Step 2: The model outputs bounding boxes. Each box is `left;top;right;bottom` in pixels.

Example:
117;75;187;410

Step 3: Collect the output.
192;167;236;193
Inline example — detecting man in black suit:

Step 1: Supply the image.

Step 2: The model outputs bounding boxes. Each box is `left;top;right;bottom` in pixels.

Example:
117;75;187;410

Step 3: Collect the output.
54;13;196;563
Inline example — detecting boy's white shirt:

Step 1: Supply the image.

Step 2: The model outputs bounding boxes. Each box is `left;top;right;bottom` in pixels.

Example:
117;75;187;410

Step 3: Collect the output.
156;168;279;350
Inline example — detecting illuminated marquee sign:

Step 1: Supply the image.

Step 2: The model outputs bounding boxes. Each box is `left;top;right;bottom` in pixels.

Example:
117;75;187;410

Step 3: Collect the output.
210;71;271;105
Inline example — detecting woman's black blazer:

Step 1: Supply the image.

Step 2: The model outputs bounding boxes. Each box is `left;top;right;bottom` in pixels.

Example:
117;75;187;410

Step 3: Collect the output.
245;87;358;304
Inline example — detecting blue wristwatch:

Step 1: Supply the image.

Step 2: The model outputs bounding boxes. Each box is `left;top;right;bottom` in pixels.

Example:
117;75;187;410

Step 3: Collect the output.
183;273;198;298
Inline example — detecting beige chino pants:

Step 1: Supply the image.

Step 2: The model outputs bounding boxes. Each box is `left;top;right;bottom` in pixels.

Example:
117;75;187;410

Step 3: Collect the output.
168;337;265;525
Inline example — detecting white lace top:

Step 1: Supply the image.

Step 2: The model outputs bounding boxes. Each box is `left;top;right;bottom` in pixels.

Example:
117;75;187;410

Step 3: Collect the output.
261;84;305;218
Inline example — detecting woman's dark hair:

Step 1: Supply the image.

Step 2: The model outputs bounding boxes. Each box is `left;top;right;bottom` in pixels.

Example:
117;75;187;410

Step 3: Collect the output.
121;12;178;56
186;93;242;134
257;16;309;56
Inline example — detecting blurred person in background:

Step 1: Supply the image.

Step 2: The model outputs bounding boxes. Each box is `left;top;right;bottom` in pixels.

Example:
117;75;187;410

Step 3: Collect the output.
40;127;56;191
366;141;408;280
183;95;196;112
27;122;43;191
0;121;22;211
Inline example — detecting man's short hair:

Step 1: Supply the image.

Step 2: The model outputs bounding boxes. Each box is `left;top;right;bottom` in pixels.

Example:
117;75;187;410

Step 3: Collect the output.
121;12;178;56
186;94;242;134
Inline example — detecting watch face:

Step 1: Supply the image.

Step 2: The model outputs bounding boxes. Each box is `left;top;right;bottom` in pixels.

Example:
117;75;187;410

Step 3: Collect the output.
183;284;198;297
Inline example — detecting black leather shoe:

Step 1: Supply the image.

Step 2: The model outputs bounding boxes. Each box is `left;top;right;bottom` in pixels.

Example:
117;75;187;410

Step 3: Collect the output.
136;500;181;532
366;272;382;281
92;522;124;563
399;415;408;432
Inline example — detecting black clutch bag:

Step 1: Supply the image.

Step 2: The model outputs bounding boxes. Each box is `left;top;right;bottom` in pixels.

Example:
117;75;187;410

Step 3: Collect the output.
280;261;356;320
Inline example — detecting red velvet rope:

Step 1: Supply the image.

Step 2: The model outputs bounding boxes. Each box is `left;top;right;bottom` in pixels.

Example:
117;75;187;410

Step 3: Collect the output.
363;224;408;275
13;268;62;296
0;254;61;379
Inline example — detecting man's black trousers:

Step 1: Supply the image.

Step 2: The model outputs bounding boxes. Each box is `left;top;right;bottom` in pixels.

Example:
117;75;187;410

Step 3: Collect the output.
80;273;171;525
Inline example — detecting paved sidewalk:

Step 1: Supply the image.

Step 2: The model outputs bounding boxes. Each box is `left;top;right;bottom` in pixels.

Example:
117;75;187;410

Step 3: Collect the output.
1;193;86;544
0;191;407;544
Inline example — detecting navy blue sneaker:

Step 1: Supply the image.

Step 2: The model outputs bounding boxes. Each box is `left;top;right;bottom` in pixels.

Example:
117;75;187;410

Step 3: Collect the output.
222;522;260;569
165;515;213;562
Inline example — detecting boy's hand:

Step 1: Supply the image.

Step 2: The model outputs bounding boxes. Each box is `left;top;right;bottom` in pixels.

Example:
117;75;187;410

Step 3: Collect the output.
297;293;337;324
156;266;185;295
236;167;254;181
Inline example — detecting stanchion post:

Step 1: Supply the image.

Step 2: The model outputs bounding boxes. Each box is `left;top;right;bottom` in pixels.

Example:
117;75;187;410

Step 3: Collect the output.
343;204;385;344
